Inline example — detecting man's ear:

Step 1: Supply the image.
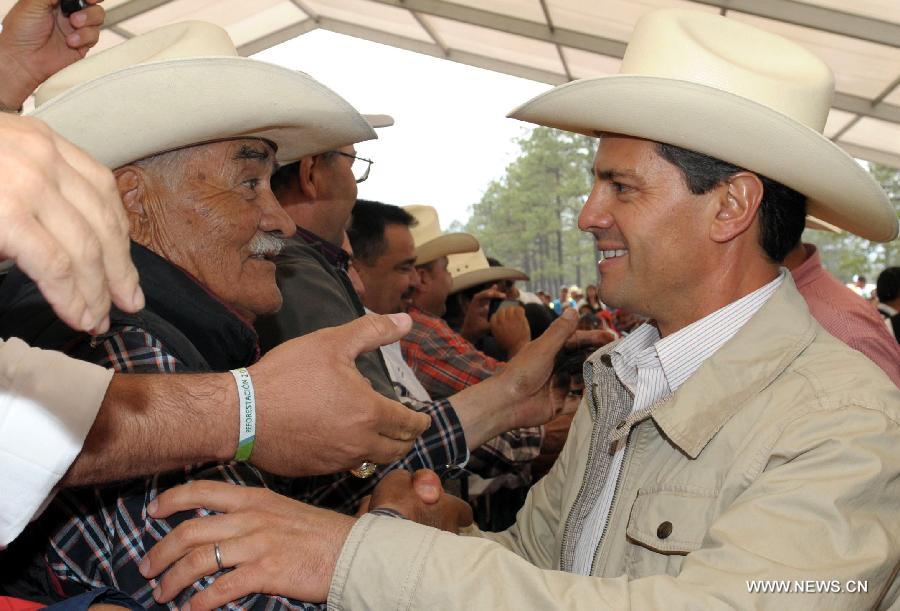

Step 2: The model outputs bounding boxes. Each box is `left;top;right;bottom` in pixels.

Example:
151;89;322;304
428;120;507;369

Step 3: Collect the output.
114;167;149;245
298;156;317;200
709;172;764;244
416;266;430;288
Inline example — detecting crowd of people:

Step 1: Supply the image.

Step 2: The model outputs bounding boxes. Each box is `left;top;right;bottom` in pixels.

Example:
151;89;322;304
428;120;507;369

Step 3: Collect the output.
0;1;898;610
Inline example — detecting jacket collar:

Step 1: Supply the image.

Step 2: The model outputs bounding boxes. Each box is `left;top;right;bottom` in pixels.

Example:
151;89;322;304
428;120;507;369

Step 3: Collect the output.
587;275;817;458
131;242;260;370
293;225;350;272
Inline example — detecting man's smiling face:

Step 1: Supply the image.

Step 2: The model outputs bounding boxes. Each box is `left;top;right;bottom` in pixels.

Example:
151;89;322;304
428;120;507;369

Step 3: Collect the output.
122;138;296;320
578;134;713;319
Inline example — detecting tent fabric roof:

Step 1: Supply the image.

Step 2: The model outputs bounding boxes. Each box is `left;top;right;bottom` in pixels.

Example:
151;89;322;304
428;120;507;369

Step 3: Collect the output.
3;0;900;169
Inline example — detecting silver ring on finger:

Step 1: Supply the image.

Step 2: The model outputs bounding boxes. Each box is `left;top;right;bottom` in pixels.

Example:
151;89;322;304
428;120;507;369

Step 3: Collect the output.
214;542;224;571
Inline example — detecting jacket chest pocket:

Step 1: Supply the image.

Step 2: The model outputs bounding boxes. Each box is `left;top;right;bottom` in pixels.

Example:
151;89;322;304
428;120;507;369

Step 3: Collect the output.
624;485;719;578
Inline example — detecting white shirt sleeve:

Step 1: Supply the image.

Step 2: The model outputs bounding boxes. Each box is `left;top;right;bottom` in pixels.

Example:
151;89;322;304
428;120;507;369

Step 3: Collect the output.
0;337;113;547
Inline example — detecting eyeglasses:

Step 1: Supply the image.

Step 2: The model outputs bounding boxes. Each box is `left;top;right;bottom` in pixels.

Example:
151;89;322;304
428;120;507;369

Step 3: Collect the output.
332;151;373;183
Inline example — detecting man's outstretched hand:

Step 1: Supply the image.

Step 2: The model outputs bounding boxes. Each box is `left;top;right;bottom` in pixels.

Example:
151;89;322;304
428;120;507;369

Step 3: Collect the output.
248;313;432;477
450;308;581;449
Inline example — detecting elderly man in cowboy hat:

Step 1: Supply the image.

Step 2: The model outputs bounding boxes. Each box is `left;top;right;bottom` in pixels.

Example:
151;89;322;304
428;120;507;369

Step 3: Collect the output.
0;4;444;573
0;20;442;608
140;8;900;610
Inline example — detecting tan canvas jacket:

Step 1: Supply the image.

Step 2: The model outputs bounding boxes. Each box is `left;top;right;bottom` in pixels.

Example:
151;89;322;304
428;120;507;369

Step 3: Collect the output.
329;277;900;610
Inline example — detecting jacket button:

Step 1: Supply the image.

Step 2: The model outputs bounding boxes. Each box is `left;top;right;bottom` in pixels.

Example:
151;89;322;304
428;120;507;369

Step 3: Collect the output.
600;354;612;366
657;521;673;539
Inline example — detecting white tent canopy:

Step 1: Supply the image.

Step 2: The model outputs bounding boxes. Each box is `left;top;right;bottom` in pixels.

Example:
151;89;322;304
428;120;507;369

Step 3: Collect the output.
3;0;900;169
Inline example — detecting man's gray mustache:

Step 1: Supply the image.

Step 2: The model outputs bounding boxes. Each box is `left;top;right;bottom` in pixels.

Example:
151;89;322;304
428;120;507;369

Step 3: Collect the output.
249;232;285;257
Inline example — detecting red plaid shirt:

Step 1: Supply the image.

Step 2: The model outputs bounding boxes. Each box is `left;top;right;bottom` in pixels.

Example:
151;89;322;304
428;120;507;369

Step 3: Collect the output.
402;306;501;400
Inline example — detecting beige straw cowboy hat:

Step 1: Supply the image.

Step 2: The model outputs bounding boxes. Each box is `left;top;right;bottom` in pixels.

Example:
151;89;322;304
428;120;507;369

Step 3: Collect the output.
29;21;377;168
805;216;842;234
509;9;898;243
405;205;479;266
448;248;528;294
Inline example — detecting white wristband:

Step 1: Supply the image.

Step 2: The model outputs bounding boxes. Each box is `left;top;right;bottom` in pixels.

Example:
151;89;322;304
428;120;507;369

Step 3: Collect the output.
230;368;256;461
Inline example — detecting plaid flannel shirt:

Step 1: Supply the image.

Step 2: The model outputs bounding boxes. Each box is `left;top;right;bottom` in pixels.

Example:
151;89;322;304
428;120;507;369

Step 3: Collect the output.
43;326;466;610
401;307;543;478
401;306;501;400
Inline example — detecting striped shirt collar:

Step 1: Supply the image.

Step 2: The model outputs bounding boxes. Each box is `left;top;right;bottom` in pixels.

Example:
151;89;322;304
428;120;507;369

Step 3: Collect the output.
611;270;786;398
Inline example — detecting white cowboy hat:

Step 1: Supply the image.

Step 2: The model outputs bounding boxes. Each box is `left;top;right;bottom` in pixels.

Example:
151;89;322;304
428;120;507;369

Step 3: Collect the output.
363;114;394;129
509;9;898;243
405;204;479;265
28;21;376;168
448;248;528;294
805;215;842;234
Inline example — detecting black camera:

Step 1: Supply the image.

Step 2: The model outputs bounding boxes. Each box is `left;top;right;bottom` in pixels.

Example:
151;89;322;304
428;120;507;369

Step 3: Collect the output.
488;298;519;318
60;0;89;17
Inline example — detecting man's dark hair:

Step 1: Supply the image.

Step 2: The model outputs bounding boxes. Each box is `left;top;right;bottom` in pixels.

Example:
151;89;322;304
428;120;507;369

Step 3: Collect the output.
877;267;900;303
270;151;342;197
348;199;416;264
655;143;807;262
270;161;298;196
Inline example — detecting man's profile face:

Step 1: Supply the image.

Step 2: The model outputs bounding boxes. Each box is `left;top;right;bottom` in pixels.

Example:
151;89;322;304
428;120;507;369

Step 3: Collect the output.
577;134;711;318
314;145;359;244
412;255;453;317
129;139;294;320
355;223;419;314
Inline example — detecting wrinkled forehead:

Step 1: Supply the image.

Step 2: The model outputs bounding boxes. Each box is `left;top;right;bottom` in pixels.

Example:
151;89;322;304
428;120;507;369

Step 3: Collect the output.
127;137;277;170
188;137;277;165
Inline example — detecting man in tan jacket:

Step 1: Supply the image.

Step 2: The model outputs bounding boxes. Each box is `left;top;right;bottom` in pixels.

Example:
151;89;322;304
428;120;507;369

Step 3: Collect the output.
140;9;900;610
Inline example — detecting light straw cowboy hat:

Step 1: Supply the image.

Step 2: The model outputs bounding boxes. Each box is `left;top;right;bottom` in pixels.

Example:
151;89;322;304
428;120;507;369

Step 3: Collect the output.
509;9;898;243
448;248;528;294
805;215;842;234
362;115;394;129
28;21;377;168
405;205;479;265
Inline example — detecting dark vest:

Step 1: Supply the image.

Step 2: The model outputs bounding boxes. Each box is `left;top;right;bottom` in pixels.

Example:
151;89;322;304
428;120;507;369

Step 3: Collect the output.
0;242;259;372
255;233;396;399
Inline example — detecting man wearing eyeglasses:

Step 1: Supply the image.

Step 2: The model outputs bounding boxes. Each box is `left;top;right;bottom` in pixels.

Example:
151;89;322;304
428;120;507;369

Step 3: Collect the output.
256;140;579;515
256;143;389;398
